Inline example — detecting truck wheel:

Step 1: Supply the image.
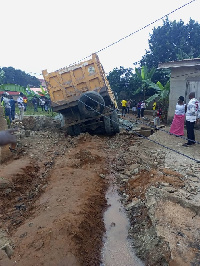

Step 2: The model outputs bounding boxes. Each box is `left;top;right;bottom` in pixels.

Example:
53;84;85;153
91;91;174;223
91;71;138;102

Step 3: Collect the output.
67;125;81;136
104;115;112;135
73;124;81;136
67;126;74;136
111;110;120;133
78;91;105;118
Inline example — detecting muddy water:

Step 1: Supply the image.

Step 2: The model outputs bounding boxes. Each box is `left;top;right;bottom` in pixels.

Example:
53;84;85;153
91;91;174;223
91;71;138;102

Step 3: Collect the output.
101;186;144;266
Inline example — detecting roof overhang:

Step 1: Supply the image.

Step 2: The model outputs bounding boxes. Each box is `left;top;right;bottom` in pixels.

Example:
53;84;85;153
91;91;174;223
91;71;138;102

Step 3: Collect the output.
158;58;200;69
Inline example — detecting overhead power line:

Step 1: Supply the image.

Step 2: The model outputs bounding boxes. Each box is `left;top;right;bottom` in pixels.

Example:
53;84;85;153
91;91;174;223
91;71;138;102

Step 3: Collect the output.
28;0;196;77
48;64;200;164
69;0;197;67
77;97;200;164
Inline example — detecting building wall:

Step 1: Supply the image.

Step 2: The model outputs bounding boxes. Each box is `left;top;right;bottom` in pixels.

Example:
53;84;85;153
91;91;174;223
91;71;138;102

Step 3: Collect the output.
168;66;200;122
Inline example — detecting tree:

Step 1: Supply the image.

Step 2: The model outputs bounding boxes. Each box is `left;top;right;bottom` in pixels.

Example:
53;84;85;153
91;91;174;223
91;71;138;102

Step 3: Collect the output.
0;67;40;87
141;18;200;69
0;70;5;84
134;66;156;100
37;85;50;98
145;81;170;104
107;67;136;101
145;80;170;122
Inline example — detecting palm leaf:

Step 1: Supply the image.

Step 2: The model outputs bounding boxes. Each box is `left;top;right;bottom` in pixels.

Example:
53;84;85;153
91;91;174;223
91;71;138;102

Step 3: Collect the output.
145;94;159;105
132;87;142;96
135;68;142;81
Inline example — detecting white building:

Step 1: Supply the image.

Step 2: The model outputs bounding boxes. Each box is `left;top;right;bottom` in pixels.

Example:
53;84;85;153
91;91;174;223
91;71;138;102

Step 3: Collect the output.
158;58;200;122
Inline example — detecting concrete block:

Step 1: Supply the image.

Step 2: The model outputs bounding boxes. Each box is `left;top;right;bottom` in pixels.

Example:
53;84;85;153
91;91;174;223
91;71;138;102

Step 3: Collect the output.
140;129;152;137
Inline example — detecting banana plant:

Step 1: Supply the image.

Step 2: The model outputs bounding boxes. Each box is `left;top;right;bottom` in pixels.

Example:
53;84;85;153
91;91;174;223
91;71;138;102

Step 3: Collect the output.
37;85;49;98
0;83;26;93
134;66;156;100
145;81;170;105
25;85;38;100
146;80;170;122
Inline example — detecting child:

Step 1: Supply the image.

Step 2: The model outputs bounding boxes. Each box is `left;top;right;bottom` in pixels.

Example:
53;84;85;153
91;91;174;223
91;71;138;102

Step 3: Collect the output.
154;106;162;127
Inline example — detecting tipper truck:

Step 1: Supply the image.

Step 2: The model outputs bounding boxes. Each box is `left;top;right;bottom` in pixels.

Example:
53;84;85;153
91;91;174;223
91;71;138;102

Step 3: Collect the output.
42;53;119;136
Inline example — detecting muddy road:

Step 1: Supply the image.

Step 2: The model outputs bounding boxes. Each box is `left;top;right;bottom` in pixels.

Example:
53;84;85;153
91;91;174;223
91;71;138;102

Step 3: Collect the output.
0;116;200;265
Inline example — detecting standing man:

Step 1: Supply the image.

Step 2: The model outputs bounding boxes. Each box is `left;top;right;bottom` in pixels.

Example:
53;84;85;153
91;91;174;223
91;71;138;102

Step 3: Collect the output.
32;97;38;112
40;97;45;111
152;100;157;117
137;100;142;118
121;99;127;117
141;101;146;118
17;92;25;120
44;97;50;112
2;93;12;124
23;95;28;111
9;96;16;121
183;92;200;146
127;100;131;114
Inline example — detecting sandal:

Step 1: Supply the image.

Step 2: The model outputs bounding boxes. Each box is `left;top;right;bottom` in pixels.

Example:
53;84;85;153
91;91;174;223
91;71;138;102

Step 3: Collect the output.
182;143;190;147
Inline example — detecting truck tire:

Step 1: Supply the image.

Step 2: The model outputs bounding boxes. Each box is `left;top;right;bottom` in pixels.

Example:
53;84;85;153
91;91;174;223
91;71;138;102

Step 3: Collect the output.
67;126;74;136
78;91;105;118
73;124;81;136
104;115;112;135
104;110;120;135
111;110;120;133
67;125;81;136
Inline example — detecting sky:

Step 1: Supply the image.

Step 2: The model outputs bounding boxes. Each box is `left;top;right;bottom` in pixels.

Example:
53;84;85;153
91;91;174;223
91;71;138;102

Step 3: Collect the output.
1;0;200;78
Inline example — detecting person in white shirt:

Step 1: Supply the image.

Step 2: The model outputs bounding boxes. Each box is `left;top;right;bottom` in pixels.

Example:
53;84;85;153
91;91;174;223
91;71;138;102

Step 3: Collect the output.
2;93;12;123
183;92;200;146
170;96;185;136
141;101;146;118
17;93;25;120
40;97;45;111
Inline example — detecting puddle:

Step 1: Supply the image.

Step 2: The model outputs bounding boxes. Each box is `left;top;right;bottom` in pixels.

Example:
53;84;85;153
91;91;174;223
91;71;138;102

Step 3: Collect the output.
101;185;144;266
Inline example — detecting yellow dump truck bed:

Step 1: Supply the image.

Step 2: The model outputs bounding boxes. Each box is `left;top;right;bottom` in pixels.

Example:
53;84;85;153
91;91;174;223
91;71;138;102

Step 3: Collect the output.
42;53;117;111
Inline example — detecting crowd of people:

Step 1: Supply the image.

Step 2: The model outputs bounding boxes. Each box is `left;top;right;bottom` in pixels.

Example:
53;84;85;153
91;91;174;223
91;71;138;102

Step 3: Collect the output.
121;99;147;118
120;91;200;147
170;92;200;147
1;92;52;124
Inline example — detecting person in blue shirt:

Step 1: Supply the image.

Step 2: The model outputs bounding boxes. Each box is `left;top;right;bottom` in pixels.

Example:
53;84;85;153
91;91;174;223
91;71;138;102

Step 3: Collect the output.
9;96;16;121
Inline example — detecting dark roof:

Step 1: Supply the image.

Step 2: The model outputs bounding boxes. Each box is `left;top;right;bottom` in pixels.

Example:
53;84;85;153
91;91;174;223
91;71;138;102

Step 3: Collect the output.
0;91;20;96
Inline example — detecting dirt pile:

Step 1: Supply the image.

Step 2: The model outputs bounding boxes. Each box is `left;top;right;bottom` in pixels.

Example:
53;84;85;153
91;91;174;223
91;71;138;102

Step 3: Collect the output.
109;131;200;266
0;117;200;265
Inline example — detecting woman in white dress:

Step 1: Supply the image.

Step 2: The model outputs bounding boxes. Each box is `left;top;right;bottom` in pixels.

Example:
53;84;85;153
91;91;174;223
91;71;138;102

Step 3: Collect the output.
169;96;185;136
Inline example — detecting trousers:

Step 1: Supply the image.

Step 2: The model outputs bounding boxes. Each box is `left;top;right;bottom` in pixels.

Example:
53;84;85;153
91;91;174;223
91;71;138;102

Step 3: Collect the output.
186;120;195;145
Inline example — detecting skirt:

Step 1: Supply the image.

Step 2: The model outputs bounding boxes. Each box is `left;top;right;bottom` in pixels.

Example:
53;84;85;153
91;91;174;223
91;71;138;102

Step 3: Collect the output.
169;114;185;136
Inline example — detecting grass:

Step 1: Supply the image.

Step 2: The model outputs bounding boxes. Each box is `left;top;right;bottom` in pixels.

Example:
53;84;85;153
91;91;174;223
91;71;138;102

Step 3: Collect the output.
15;104;57;117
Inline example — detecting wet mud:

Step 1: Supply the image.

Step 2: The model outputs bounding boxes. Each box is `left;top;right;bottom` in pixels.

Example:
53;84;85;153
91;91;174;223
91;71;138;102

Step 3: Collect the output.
0;118;200;265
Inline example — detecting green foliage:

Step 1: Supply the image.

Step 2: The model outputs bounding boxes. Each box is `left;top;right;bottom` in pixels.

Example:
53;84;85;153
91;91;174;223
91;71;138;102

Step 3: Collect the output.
0;70;5;84
37;85;49;98
25;86;38;100
0;67;40;87
108;18;200;115
107;67;139;103
107;67;133;94
0;83;41;101
0;83;26;93
141;18;200;69
145;81;170;104
18;104;55;117
134;66;156;99
145;80;170;122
